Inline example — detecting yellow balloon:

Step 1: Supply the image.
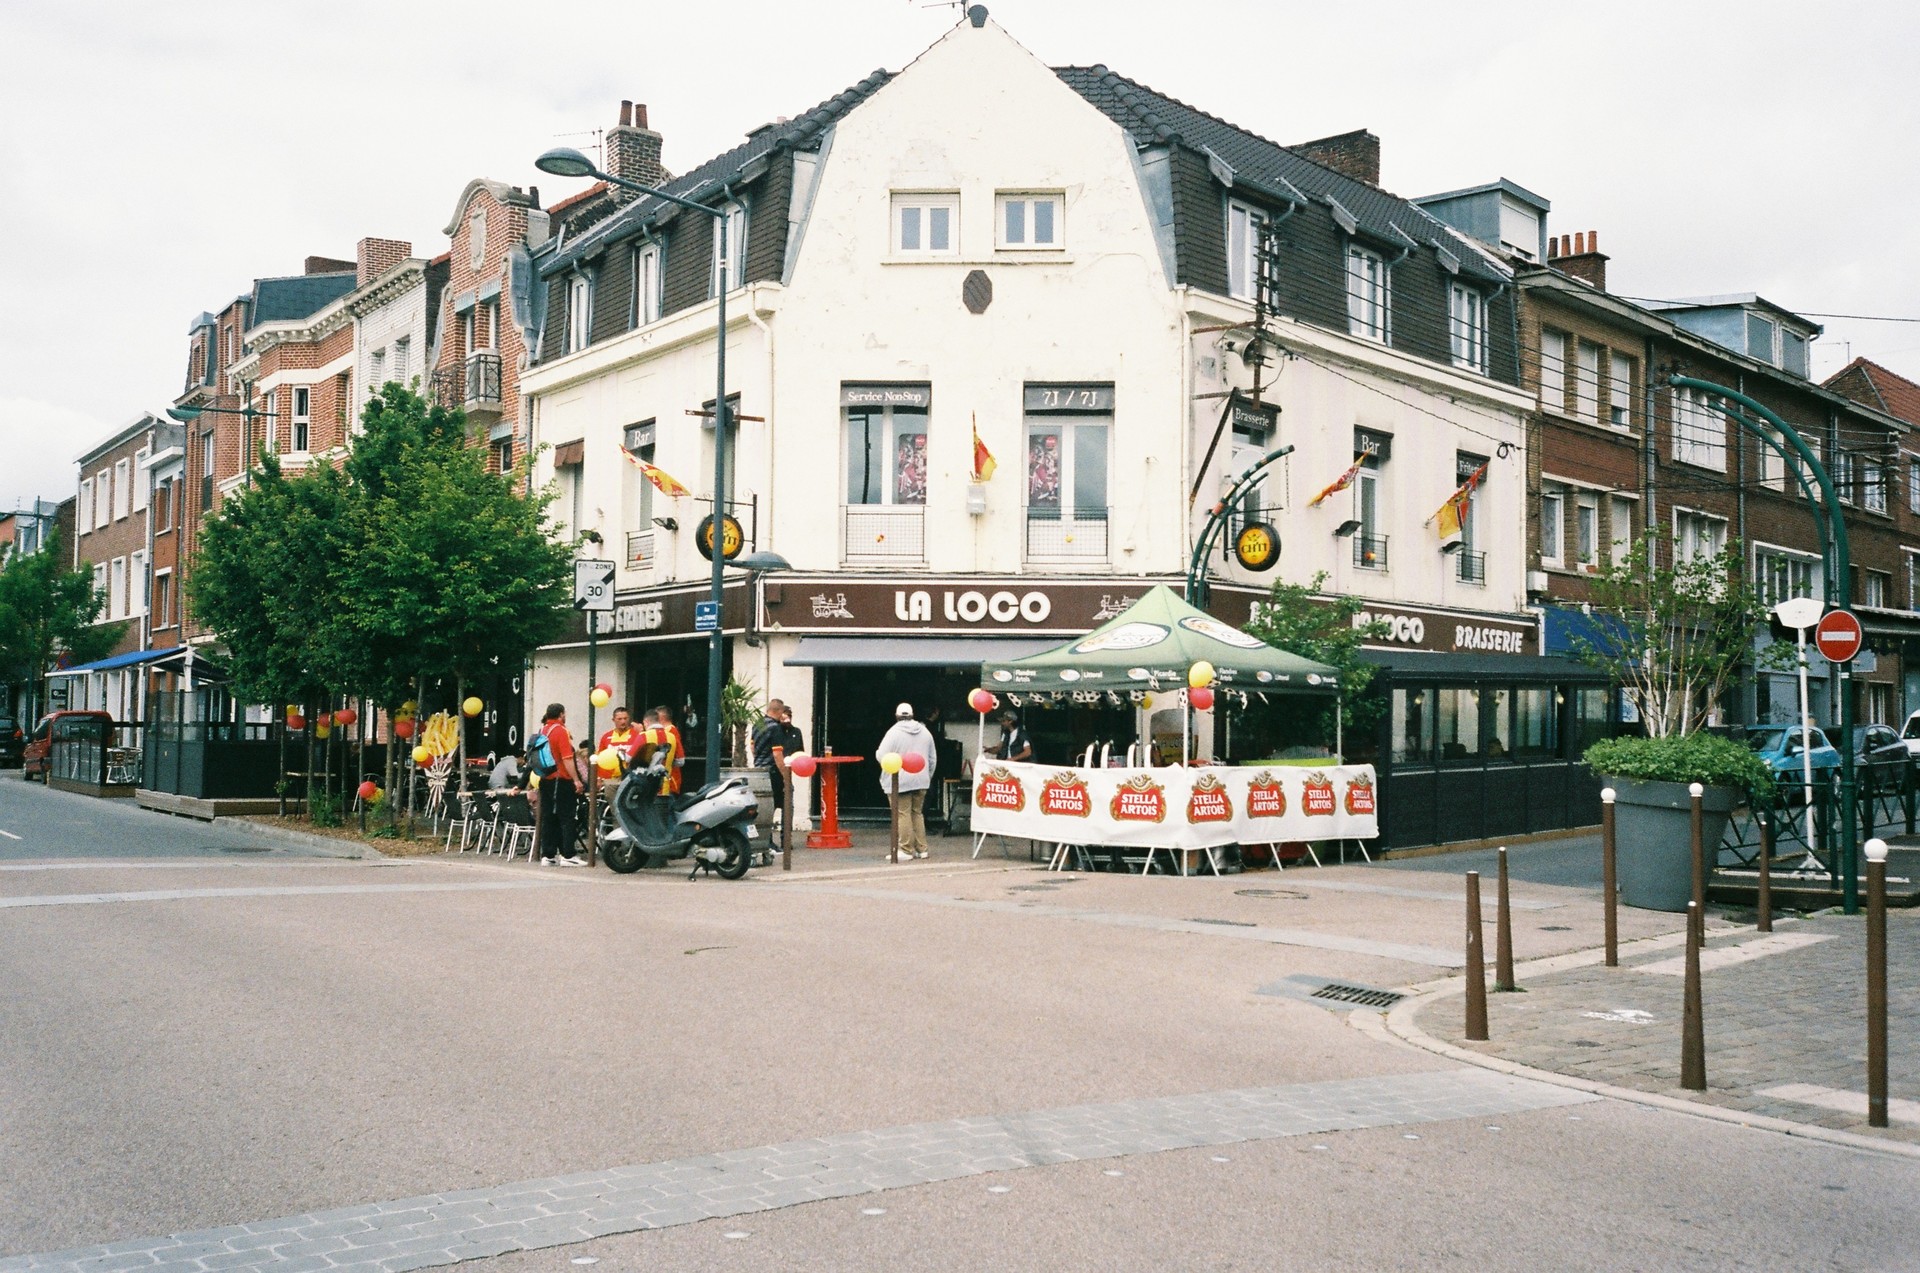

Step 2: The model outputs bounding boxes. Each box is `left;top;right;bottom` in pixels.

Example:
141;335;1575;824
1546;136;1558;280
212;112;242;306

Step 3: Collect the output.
412;745;433;765
879;752;903;775
462;696;484;717
314;724;331;740
1188;661;1216;689
1141;693;1155;712
589;687;612;709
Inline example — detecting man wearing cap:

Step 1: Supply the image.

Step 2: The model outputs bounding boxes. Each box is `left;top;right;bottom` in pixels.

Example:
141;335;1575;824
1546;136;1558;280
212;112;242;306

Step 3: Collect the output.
876;702;939;859
991;710;1033;763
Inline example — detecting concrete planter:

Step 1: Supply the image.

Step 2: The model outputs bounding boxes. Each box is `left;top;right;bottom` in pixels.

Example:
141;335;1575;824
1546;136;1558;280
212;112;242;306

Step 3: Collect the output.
1604;776;1741;912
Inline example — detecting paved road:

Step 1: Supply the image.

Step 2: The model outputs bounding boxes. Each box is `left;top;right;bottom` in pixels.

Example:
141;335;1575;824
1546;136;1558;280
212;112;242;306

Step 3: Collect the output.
3;775;1917;1270
1379;834;1607;890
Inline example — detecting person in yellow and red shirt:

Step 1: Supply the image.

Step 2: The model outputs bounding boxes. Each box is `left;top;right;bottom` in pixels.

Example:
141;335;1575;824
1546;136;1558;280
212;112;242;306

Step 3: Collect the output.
652;705;686;795
595;707;641;786
635;709;680;797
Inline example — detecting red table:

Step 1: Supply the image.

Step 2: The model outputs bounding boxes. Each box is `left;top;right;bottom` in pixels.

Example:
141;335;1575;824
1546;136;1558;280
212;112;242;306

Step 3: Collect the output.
806;754;865;849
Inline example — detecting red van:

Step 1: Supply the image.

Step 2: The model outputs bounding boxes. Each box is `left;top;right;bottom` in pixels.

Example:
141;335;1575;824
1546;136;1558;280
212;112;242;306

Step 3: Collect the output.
22;710;114;782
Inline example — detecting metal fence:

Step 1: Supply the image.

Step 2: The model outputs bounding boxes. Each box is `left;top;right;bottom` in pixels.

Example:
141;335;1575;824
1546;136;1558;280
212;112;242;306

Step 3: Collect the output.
1719;771;1916;877
49;716;142;788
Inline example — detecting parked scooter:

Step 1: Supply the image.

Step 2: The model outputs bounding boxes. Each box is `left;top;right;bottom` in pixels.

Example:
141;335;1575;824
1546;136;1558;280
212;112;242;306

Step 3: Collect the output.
601;755;761;879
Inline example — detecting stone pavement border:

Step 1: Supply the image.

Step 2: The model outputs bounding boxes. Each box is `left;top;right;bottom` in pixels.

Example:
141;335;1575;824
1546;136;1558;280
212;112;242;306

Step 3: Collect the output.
1381;934;1920;1164
0;1069;1592;1273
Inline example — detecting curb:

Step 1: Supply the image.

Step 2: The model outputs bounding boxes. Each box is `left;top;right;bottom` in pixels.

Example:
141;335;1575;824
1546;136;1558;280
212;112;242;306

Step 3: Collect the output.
1381;942;1920;1163
213;816;390;861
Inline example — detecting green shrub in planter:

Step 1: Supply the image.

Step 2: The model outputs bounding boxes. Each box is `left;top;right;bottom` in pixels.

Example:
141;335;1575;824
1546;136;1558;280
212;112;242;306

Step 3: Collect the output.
1583;733;1775;804
1584;733;1773;912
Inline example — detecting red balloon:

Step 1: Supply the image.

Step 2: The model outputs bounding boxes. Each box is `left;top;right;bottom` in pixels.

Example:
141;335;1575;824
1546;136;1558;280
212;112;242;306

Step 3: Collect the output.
901;751;927;774
286;714;306;732
393;718;416;739
1189;686;1215;711
334;708;358;727
357;780;378;800
315;712;332;728
968;688;999;714
787;753;818;778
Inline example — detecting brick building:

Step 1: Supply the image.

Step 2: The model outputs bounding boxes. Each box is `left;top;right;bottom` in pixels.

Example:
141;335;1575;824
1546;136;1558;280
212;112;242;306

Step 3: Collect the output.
1418;184;1918;729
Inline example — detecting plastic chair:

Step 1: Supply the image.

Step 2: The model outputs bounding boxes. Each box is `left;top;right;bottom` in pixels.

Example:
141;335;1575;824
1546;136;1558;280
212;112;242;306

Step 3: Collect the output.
496;792;538;861
444;791;483;852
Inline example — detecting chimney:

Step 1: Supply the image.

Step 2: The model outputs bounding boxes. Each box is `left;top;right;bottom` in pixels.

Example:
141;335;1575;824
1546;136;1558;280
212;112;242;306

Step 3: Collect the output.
355;237;412;287
1548;229;1609;290
605;99;666;198
303;255;355;275
1288;129;1380;187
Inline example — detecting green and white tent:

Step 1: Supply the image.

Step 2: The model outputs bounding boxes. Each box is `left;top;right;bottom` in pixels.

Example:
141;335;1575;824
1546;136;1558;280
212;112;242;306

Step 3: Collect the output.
980;586;1339;695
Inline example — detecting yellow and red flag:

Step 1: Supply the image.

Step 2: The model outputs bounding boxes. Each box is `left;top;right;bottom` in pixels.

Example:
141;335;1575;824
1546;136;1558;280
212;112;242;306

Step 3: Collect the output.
620;446;690;497
1432;460;1490;540
971;414;997;482
1307;445;1376;508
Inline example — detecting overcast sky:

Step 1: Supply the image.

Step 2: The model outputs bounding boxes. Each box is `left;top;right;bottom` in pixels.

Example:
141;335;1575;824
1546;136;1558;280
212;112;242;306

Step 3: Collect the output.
3;0;1915;514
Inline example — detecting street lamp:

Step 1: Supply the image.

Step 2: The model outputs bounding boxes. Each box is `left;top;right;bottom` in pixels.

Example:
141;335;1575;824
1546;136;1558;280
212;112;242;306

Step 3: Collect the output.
536;145;735;784
168;402;282;490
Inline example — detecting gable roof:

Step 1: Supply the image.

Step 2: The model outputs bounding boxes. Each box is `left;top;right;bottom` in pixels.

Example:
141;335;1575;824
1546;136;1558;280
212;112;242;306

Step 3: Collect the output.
542;69;895;276
248;271;357;329
1826;356;1920;427
1054;66;1507;284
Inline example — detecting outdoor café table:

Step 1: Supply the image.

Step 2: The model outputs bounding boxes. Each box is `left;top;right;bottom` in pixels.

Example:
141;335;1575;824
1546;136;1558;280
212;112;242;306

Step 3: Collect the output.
804;754;864;849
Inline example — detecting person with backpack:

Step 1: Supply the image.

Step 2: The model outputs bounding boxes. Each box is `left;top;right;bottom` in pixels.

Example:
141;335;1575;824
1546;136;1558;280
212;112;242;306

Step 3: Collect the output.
532;703;583;866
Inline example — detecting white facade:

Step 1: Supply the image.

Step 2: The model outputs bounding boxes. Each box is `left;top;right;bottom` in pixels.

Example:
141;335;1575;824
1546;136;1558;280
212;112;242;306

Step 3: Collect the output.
353;259;432;412
520;18;1533;782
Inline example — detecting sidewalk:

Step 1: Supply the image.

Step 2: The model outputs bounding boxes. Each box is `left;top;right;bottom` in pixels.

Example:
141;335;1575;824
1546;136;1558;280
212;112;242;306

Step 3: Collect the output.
1408;909;1920;1146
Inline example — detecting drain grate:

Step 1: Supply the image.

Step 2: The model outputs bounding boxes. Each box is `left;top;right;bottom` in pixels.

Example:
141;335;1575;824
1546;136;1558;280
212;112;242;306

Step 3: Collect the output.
1186;917;1256;927
1235;888;1307;900
1308;981;1406;1010
219;846;272;854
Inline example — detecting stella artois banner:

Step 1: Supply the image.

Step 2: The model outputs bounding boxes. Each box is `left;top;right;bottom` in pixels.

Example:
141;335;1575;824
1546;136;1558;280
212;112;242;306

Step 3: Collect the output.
971;761;1378;849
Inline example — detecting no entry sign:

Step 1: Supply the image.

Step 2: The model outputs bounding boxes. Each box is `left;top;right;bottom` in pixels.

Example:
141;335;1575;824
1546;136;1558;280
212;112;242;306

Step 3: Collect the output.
1814;608;1864;664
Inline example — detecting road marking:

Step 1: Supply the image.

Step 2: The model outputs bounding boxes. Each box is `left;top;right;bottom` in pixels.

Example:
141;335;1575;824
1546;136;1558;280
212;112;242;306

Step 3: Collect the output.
0;830;20;840
1756;1083;1920;1127
791;884;1458;966
0;1069;1592;1273
1289;878;1564;910
1634;931;1831;976
0;880;573;909
0;859;425;872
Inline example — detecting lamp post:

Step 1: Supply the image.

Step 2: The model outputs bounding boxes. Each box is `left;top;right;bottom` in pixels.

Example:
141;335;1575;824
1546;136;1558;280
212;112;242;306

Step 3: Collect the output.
536;146;734;784
167;402;282;492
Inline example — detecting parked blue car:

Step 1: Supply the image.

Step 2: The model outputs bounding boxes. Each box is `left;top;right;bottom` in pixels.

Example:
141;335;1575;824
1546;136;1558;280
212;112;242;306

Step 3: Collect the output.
1743;724;1842;785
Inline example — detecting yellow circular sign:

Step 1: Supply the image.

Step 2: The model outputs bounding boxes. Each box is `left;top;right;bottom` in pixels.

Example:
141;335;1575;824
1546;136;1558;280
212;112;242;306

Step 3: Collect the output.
697;513;745;562
1234;522;1279;572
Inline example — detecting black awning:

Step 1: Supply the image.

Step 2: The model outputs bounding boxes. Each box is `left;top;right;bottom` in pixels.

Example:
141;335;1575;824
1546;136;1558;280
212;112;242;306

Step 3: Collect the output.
1360;649;1612;683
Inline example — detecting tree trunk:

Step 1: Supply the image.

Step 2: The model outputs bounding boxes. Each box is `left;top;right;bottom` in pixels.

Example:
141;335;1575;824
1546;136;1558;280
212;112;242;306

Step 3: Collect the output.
456;673;467;826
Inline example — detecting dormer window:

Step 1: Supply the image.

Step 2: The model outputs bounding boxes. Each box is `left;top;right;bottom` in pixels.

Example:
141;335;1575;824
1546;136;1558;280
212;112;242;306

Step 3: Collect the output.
1226;201;1263;302
1448;284;1487;374
633;243;662;326
1346;245;1390;343
565;275;590;354
711;203;747;295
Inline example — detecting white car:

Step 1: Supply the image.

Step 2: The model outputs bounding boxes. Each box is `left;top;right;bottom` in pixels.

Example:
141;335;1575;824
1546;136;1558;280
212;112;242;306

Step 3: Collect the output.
1901;710;1920;757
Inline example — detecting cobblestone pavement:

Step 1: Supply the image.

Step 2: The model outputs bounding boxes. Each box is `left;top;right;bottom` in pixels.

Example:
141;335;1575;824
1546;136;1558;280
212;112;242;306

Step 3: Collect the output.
0;1069;1590;1273
1416;911;1920;1144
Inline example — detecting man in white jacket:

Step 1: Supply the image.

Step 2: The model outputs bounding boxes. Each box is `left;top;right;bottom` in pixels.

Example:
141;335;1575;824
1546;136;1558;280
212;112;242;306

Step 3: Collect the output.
876;702;939;859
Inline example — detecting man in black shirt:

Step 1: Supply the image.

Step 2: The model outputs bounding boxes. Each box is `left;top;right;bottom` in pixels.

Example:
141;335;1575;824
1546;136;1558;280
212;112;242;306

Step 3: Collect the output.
753;699;805;819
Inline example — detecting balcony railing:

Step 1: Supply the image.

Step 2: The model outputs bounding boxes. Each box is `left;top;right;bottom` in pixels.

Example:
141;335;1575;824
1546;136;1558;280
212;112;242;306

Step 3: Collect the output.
1456;549;1487;584
842;505;925;562
1025;506;1110;559
1353;533;1388;571
626;530;656;573
428;352;503;415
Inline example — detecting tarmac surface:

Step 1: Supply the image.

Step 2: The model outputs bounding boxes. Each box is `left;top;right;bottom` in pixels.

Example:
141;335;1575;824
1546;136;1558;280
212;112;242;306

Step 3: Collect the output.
4;772;1919;1271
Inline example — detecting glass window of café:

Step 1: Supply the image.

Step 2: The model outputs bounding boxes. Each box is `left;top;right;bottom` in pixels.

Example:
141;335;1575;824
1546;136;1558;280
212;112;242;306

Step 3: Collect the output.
1392;682;1588;766
1024;383;1111;520
843;384;931;506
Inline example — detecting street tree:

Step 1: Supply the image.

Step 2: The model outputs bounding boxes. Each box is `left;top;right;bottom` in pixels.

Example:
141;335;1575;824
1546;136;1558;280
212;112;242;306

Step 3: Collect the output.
1243;571;1388;752
0;529;127;719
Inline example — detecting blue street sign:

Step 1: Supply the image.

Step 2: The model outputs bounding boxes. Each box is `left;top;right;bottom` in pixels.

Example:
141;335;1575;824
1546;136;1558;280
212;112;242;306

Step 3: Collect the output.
694;600;720;633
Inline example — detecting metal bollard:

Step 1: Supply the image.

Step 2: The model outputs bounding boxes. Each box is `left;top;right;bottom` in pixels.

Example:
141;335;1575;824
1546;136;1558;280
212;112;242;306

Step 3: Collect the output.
1689;781;1707;914
1495;846;1516;992
1756;808;1773;934
1866;837;1889;1128
1464;871;1489;1042
1601;788;1618;967
1681;900;1706;1091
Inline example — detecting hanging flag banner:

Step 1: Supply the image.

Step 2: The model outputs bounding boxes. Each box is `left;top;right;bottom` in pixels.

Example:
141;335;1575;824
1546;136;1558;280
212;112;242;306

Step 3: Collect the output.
1307;446;1376;508
971;761;1378;848
1431;459;1490;541
620;445;691;497
971;413;998;482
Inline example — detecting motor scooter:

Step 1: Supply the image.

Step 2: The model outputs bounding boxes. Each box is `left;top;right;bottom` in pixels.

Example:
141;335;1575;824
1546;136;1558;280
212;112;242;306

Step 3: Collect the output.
601;758;760;879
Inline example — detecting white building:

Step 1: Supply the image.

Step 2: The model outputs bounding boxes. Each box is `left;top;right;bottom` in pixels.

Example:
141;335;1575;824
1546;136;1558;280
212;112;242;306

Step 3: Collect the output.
520;13;1538;829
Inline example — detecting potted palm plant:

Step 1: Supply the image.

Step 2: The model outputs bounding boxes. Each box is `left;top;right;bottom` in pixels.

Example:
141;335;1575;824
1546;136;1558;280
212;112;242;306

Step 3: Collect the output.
718;676;773;836
1573;532;1780;911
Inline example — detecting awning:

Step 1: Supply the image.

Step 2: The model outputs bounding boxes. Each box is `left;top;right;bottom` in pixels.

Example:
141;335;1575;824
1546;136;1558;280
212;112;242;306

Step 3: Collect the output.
1360;648;1612;682
786;636;1060;668
47;646;187;678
